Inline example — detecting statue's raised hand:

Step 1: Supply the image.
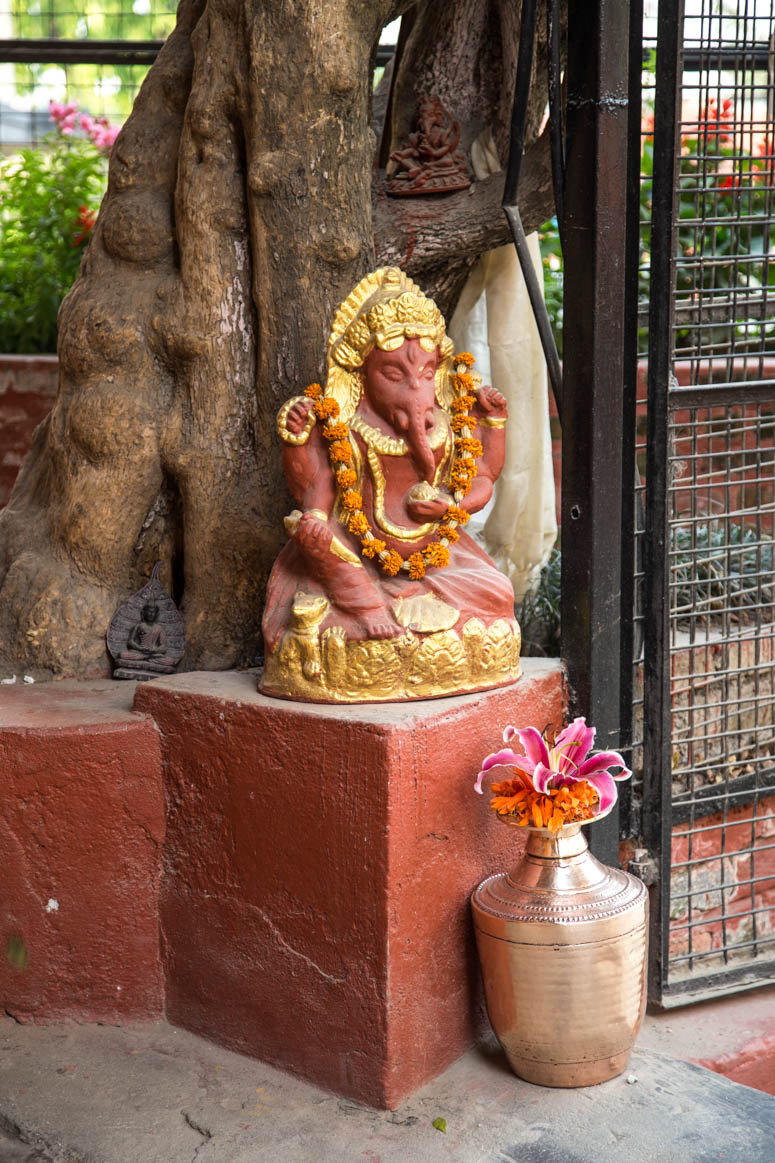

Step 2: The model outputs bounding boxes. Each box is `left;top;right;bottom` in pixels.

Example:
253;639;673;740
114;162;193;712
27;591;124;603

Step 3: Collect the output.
473;384;508;421
406;494;451;522
286;397;315;435
405;483;452;523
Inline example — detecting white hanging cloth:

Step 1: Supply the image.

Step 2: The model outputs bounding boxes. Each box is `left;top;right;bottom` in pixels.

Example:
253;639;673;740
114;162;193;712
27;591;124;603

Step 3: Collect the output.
449;235;558;603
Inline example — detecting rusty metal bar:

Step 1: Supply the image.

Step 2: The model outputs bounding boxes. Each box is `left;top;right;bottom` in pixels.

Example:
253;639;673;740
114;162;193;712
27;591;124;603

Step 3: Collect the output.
0;38;163;65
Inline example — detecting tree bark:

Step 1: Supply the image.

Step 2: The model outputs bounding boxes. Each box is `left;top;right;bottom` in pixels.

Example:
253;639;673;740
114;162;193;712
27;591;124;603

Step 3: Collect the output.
0;0;559;678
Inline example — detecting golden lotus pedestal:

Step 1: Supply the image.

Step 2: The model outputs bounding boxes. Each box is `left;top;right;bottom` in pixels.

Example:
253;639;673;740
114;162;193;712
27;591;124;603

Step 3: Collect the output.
261;602;522;703
471;821;648;1088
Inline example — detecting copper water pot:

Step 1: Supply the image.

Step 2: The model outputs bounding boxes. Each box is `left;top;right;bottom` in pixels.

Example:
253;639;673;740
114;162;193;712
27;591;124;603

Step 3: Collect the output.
471;819;648;1087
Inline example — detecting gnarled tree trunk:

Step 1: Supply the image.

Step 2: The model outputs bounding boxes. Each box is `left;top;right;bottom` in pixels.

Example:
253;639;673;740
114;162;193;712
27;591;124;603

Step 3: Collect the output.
0;0;558;678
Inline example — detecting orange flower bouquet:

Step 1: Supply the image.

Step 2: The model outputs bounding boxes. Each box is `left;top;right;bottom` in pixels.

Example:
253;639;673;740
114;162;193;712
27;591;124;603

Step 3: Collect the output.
474;718;631;833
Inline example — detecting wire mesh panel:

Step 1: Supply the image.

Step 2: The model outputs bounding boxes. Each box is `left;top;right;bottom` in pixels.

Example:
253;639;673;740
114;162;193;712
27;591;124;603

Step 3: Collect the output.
640;0;775;1004
0;1;175;148
625;12;658;840
667;401;775;990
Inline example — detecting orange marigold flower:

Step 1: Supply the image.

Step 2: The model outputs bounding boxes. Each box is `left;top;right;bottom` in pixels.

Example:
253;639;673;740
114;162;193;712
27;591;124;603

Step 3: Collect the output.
491;790;530;815
423;543;450;569
407;552;426;580
323;421;348;442
348;512;369;536
437;524;460;544
336;466;357;488
455;372;474;391
361;537;386;558
450;414;470;434
451;466;476;488
314;396;340;420
342;489;363;511
446;505;470;525
491;779;524;796
453;352;476;367
304;382;323;398
455;438;483;458
489;782;600;833
381;550;403;576
329;440;352;464
451;394;477;413
454;479;472;498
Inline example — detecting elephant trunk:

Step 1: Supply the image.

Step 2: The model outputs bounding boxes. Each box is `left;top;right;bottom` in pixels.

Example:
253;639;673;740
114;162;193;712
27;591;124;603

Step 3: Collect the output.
395;405;436;484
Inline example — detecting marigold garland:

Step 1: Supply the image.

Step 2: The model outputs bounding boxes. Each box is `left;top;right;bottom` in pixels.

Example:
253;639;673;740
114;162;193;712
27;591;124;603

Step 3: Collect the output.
342;489;363;511
490;778;601;834
336;467;357;488
302;352;486;575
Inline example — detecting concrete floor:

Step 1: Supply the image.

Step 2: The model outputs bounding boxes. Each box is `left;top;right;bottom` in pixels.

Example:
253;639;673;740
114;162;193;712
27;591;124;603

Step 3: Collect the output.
1;988;775;1163
638;981;775;1066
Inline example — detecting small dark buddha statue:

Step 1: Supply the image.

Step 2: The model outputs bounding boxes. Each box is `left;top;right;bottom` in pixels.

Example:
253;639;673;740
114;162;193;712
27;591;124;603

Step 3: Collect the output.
107;562;185;681
121;604;174;668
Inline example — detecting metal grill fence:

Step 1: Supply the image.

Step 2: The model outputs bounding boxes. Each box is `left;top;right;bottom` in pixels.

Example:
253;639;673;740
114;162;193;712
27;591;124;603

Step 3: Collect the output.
4;0;775;1005
0;2;175;147
639;0;775;1005
0;8;396;149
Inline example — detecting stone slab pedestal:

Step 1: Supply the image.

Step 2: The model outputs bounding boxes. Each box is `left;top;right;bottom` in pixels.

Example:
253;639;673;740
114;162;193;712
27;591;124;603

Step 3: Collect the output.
136;660;564;1108
0;680;165;1022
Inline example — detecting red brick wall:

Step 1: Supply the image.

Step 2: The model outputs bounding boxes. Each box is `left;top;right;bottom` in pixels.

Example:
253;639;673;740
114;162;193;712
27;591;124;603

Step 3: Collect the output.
0;356;58;509
669;795;775;966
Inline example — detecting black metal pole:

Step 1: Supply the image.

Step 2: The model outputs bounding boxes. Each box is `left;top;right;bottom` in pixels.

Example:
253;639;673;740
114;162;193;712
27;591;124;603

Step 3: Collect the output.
501;0;563;421
0;39;164;66
503;0;538;206
503;205;563;423
560;0;630;866
547;0;566;244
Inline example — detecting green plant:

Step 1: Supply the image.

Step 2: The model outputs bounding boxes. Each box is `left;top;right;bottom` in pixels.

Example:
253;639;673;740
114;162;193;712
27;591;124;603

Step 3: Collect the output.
538;217;563;356
0;130;107;353
517;543;561;656
671;520;773;621
639;87;775;356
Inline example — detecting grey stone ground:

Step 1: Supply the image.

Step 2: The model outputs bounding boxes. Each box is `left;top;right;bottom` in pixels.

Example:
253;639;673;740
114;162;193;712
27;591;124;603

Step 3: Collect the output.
1;1019;774;1163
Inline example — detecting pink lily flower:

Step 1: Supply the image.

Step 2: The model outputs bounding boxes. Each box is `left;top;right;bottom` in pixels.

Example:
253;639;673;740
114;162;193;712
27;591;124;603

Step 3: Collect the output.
474;717;631;814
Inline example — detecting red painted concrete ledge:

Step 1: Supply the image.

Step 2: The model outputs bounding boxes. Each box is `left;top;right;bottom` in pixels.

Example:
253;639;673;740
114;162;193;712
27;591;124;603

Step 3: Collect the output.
136;660;565;1108
2;660;564;1109
0;680;165;1022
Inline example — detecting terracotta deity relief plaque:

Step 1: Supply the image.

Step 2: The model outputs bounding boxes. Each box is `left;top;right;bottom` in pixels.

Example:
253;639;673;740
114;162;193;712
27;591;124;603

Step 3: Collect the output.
260;266;520;703
385;95;471;196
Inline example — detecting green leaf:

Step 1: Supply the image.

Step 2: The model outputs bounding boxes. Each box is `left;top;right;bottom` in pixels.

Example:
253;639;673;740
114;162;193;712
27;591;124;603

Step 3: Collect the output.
0;131;107;353
432;1117;447;1133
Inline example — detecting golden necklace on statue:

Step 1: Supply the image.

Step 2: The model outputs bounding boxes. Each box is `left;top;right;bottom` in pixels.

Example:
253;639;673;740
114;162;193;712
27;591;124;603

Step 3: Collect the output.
303;353;483;581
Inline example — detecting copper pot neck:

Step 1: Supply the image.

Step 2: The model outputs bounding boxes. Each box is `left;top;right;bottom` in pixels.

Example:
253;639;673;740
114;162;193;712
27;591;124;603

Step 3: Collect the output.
524;824;588;861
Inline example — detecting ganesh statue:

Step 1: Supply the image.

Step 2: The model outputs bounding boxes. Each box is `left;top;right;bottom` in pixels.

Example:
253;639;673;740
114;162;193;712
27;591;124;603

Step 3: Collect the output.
260;267;521;703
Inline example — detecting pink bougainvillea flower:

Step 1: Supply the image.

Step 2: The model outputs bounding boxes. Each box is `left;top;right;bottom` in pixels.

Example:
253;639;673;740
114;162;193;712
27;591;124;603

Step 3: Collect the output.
49;100;78;124
474;717;631;815
48;100;119;154
90;120;119;153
